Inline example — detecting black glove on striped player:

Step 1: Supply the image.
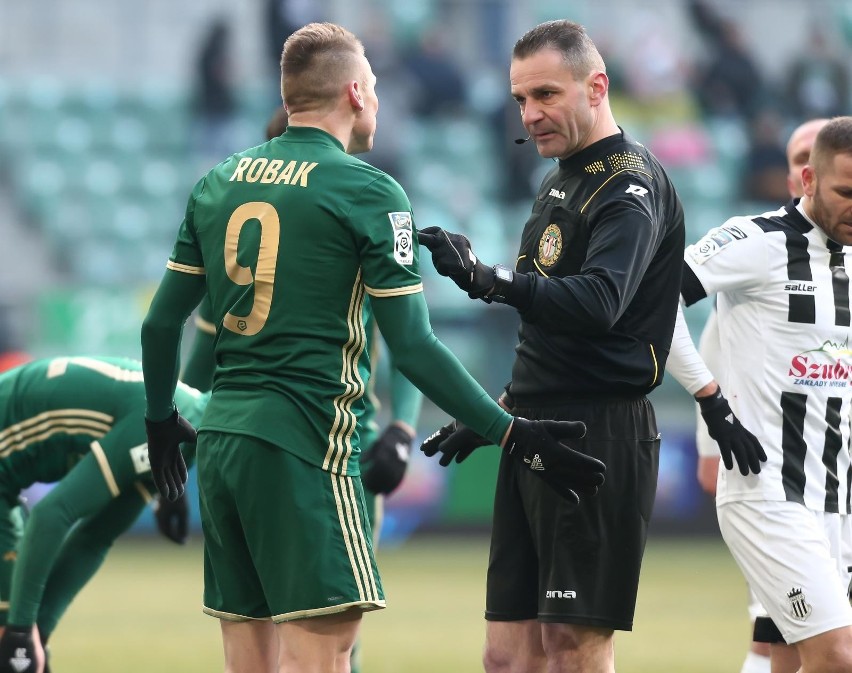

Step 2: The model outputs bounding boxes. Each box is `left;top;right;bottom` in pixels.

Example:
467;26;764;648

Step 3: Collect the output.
697;386;767;476
417;226;496;299
145;409;195;502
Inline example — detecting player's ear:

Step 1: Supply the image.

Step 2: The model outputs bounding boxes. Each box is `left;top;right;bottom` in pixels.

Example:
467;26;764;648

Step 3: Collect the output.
588;70;609;107
349;82;364;111
802;164;816;197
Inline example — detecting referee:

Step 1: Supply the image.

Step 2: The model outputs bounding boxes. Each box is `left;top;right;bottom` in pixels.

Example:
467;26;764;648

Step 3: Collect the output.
418;19;686;673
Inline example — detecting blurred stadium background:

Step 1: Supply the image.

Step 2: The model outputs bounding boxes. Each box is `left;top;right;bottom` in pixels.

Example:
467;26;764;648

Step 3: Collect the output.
2;0;852;669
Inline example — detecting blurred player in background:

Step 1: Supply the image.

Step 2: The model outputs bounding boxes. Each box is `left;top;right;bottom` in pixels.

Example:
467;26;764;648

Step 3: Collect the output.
675;117;829;673
141;22;604;673
668;117;852;673
0;356;207;673
182;105;423;673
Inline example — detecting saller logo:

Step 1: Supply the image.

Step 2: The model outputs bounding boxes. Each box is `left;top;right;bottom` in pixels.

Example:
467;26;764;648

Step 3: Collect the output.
546;590;577;599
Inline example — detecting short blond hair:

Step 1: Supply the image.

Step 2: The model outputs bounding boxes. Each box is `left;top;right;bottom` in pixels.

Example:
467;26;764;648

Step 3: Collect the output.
280;22;365;113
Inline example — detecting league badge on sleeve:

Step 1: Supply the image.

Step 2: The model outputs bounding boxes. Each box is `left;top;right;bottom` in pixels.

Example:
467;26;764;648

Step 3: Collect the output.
388;212;414;266
688;224;747;265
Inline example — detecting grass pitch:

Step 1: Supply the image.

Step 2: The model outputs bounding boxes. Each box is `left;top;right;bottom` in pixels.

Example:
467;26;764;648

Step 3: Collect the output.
50;534;750;672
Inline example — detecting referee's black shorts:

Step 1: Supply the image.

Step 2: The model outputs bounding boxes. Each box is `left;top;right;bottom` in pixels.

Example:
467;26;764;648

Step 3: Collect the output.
485;396;660;631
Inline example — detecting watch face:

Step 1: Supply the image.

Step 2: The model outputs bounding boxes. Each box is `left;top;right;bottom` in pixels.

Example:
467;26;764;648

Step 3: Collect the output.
495;266;512;281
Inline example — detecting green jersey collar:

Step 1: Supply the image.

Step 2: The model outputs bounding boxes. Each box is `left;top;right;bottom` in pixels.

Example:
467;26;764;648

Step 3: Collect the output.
281;125;345;152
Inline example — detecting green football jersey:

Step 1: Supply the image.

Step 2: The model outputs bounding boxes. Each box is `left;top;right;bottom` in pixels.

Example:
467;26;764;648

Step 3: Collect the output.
0;356;206;494
168;126;421;475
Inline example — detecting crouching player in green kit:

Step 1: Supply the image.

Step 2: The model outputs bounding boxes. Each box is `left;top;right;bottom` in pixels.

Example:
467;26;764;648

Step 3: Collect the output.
0;356;207;673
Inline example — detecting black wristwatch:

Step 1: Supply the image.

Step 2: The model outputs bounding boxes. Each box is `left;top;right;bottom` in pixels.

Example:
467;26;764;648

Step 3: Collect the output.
490;264;514;303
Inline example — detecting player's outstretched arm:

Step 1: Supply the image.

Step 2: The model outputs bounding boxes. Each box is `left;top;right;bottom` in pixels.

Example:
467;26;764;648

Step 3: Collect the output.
37;488;149;642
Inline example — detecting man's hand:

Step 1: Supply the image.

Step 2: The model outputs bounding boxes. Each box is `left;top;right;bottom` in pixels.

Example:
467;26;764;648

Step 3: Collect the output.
697;387;767;476
0;627;40;673
155;491;189;544
361;424;414;495
145;409;196;502
420;421;491;466
503;418;605;504
417;226;496;299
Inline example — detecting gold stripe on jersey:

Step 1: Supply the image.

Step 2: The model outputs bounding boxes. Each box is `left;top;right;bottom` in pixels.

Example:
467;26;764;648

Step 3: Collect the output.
48;356;145;382
579;169;654;213
194;315;217;335
322;272;367;474
364;283;423;298
135;481;154;503
0;411;113;457
90;440;120;497
166;261;205;275
533;259;551;277
331;473;379;603
0;601;8;611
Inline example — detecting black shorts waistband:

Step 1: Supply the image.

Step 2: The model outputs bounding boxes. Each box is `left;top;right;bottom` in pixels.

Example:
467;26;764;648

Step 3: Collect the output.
509;393;647;410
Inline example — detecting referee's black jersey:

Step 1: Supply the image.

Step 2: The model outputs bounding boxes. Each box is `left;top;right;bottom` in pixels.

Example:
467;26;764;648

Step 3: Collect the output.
508;130;685;401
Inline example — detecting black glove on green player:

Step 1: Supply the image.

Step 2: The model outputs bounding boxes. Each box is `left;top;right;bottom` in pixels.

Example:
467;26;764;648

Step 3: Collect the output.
504;418;605;504
145;409;195;502
361;424;414;495
417;226;496;299
420;421;491;466
0;627;37;673
697;386;767;476
155;491;189;544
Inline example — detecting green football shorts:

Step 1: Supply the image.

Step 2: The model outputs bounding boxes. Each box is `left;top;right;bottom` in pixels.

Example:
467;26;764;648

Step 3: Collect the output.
197;430;385;622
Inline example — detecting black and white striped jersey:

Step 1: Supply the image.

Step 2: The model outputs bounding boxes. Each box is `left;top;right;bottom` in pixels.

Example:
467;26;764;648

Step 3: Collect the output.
682;200;852;513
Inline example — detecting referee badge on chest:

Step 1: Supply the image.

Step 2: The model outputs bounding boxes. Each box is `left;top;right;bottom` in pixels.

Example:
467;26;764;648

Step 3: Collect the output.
538;224;563;267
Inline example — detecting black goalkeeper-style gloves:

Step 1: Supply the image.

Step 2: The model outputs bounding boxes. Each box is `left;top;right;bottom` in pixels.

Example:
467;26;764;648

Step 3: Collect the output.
145;409;196;502
417;226;496;299
361;424;415;495
421;417;605;504
697;386;767;476
420;421;490;466
155;491;189;544
0;627;37;673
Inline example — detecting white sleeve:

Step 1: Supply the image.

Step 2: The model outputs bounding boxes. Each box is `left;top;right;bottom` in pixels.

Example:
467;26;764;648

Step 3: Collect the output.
694;308;722;458
684;218;769;297
665;301;714;395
